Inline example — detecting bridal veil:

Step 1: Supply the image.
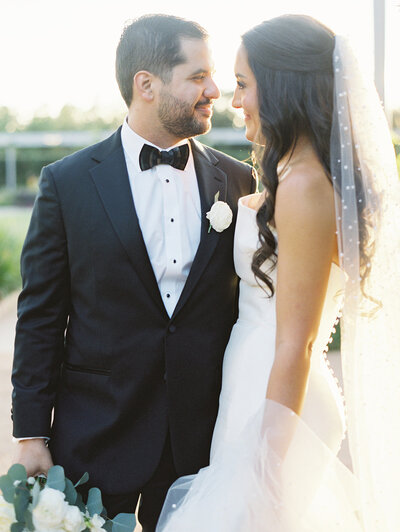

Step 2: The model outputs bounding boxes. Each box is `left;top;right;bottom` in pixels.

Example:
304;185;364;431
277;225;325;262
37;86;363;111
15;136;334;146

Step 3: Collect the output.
331;35;400;531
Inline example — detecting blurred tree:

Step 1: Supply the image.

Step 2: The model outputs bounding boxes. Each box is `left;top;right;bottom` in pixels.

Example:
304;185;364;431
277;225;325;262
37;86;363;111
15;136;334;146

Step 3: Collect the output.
211;108;236;128
0;107;19;133
0;98;245;189
1;92;239;134
24;113;59;131
212;91;237;128
24;104;125;132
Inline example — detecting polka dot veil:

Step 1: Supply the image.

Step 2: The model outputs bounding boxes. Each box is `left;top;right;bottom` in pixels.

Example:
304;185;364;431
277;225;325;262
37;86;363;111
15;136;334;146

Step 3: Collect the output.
330;35;400;531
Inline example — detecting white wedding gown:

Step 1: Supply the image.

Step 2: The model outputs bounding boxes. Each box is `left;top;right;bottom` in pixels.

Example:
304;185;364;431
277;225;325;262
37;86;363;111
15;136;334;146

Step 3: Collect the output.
157;194;363;531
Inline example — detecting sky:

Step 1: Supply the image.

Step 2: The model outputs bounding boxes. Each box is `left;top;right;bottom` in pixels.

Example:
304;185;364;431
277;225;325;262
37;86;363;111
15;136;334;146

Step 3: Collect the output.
1;0;399;122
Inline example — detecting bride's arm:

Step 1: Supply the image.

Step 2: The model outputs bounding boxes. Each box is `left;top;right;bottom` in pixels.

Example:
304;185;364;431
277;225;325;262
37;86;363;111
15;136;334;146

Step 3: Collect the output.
266;166;337;415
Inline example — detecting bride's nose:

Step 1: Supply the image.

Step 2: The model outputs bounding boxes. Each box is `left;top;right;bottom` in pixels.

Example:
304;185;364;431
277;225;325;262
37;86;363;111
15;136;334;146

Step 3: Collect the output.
232;87;242;109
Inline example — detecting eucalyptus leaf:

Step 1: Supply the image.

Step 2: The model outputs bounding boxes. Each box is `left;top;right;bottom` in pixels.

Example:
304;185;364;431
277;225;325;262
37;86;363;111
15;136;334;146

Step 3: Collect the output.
46;465;66;492
14;488;30;522
111;513;136;532
11;523;25;532
103;520;113;532
87;487;103;517
14;484;29;497
24;508;34;531
64;478;78;505
7;464;27;483
74;472;89;488
31;479;41;509
75;492;86;512
214;191;220;203
0;474;15;503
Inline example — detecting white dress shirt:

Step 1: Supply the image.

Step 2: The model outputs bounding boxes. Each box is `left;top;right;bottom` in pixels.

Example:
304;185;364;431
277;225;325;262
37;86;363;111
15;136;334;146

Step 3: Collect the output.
15;121;202;442
121;118;201;317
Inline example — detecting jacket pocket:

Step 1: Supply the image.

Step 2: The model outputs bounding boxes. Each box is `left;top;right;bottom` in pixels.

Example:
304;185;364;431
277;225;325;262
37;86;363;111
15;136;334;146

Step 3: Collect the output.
63;362;111;376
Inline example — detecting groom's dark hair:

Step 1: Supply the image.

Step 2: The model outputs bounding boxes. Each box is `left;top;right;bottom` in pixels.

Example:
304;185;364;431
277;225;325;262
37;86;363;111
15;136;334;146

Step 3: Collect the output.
116;14;208;107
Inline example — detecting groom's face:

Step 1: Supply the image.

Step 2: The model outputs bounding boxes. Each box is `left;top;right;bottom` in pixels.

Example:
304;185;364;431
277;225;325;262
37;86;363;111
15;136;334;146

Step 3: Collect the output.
156;38;220;139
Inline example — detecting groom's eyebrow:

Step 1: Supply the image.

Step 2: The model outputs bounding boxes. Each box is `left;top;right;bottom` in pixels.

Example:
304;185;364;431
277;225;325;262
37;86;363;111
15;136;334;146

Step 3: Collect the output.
189;67;216;76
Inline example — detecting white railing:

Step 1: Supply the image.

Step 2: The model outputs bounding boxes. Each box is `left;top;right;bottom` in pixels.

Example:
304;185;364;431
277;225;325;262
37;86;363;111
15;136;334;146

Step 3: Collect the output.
0;128;250;189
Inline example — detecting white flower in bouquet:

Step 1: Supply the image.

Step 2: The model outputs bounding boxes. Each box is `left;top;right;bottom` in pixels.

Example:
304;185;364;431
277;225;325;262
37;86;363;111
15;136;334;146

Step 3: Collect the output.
63;505;86;532
206;196;233;233
0;494;17;530
32;487;68;531
89;513;105;531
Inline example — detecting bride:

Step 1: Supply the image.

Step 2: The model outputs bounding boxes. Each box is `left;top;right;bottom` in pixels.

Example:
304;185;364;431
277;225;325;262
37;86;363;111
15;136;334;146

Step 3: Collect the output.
157;15;400;531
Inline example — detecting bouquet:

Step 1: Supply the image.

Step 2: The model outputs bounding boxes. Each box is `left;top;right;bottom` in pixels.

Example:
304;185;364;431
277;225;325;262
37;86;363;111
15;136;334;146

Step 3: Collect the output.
0;464;136;532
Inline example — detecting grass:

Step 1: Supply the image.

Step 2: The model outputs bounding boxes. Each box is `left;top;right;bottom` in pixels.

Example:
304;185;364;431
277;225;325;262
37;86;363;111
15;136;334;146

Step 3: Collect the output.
329;321;341;351
0;208;31;300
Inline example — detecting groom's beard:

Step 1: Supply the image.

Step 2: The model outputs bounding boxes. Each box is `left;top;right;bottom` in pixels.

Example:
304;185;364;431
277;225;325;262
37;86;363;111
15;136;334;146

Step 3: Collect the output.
158;90;212;139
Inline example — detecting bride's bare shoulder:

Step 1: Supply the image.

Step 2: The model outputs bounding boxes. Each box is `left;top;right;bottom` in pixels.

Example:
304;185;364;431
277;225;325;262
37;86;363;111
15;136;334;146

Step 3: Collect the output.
275;159;335;230
277;159;333;207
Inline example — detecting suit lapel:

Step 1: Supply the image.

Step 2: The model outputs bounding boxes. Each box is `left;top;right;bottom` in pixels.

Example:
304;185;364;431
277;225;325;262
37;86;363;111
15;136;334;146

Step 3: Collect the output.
172;139;227;319
89;130;168;318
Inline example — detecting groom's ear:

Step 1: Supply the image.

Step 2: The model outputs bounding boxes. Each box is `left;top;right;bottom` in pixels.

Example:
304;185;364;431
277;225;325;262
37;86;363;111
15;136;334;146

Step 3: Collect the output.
133;71;156;102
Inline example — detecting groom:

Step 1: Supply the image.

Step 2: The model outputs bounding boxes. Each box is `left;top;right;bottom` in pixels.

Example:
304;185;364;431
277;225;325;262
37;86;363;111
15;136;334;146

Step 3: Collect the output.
11;14;255;531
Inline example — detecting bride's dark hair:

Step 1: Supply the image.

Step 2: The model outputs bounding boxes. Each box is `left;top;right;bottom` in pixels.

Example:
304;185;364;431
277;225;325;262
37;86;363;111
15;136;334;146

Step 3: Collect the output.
241;15;355;296
242;15;336;295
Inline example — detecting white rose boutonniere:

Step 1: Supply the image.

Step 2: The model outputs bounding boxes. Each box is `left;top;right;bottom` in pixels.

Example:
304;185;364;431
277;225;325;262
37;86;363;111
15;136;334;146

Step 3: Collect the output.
206;192;233;233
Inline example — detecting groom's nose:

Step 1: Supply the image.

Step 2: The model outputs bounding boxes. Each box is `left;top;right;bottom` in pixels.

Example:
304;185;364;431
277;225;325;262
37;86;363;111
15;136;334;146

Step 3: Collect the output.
204;77;220;100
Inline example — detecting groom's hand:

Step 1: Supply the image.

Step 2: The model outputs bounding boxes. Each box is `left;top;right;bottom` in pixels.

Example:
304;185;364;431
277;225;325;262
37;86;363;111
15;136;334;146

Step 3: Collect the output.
13;438;54;477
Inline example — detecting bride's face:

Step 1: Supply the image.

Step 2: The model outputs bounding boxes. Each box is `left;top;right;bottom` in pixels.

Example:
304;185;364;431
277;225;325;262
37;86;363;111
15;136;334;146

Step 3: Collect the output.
232;45;261;143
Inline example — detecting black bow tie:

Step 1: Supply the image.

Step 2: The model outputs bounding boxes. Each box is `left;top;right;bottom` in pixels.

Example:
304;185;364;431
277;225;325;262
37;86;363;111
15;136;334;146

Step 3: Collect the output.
139;143;189;171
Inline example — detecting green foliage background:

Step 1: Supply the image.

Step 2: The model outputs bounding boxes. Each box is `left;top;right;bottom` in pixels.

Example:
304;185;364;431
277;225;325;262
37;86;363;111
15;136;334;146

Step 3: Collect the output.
0;211;30;299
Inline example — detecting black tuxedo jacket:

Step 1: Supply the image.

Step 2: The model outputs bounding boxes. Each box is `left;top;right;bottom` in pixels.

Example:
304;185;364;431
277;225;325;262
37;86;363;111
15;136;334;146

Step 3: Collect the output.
12;127;255;493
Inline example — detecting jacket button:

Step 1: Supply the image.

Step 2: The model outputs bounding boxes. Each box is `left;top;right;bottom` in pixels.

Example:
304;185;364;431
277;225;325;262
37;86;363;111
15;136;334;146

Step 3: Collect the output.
168;325;176;333
163;372;167;381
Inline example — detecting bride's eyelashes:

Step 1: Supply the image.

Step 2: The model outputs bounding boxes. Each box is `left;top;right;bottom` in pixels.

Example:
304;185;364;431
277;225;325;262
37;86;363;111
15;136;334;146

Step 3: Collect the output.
236;80;245;90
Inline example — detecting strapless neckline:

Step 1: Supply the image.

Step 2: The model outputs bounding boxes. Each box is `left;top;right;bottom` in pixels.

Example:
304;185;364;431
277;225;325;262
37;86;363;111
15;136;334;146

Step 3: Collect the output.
238;193;264;213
